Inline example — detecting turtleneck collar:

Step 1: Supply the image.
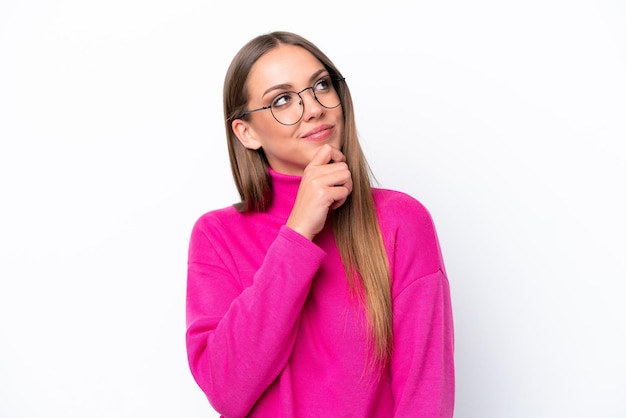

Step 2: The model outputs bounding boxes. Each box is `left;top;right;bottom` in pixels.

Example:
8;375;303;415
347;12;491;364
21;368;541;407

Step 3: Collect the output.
266;168;302;218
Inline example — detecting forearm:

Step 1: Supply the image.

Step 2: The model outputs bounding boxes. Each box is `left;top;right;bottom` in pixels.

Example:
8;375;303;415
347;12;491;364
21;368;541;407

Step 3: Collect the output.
391;270;455;417
186;226;325;416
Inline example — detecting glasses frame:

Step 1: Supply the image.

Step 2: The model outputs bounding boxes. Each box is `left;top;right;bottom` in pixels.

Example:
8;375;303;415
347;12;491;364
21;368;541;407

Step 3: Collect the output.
241;76;345;126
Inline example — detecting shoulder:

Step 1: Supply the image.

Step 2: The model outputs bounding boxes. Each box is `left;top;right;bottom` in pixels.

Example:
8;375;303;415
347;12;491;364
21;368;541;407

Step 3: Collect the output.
187;204;260;264
192;205;241;232
372;188;445;278
372;188;435;227
189;203;282;250
189;204;254;248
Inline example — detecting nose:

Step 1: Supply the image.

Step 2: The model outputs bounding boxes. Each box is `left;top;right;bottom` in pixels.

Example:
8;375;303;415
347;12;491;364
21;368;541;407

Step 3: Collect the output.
299;87;323;121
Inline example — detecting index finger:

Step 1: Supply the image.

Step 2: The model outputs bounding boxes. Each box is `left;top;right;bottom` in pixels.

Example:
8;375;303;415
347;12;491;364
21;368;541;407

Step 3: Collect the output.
309;144;345;167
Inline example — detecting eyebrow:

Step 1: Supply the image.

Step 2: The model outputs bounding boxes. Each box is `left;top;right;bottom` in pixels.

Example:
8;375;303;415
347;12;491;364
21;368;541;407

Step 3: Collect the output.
261;69;329;98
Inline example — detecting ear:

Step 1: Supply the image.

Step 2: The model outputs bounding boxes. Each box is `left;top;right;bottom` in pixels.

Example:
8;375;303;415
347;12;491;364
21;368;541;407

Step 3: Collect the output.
232;119;262;150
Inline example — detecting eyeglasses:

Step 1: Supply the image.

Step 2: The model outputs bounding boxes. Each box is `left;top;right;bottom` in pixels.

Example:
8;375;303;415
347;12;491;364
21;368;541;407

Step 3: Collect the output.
242;75;345;126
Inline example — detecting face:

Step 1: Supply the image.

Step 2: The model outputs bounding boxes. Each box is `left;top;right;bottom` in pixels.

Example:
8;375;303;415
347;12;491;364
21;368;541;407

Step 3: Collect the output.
232;44;344;176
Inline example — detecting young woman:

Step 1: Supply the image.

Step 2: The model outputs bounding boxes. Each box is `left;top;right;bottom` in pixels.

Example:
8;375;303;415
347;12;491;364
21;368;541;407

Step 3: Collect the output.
186;31;455;417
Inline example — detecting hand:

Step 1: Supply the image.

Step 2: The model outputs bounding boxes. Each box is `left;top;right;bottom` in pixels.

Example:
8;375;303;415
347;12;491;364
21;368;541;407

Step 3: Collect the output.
286;145;353;241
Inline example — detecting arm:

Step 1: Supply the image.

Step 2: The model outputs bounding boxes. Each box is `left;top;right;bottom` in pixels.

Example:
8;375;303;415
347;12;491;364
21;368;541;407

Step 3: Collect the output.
186;223;325;417
391;270;455;418
187;146;351;416
378;191;454;417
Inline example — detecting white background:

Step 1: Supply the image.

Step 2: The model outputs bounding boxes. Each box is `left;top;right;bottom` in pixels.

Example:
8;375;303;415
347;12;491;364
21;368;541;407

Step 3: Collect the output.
1;1;625;417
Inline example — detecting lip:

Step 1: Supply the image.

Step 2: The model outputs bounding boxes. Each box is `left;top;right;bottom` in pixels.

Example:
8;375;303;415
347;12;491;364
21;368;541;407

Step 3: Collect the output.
300;124;334;141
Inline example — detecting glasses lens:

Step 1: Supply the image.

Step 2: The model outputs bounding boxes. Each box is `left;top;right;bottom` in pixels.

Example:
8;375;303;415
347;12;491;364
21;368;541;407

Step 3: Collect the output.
270;78;342;125
313;77;341;109
271;92;302;125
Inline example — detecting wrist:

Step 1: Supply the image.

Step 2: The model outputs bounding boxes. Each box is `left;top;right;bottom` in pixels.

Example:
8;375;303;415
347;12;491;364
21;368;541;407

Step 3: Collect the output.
285;220;315;241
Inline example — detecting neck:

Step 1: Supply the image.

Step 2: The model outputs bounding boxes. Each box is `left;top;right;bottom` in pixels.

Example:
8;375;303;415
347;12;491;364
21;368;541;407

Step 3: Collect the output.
266;168;302;218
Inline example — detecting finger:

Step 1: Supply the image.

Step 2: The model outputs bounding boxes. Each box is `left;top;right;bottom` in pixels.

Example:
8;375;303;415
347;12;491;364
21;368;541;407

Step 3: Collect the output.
327;146;346;164
327;169;353;209
329;184;352;210
321;163;351;187
308;144;345;167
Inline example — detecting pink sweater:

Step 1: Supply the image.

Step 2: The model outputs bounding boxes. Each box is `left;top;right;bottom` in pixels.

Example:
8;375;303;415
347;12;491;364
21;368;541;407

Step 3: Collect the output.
186;170;454;417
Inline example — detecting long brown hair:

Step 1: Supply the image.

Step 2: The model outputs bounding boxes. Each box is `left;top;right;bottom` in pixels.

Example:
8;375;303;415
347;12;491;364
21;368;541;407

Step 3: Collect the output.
223;31;392;366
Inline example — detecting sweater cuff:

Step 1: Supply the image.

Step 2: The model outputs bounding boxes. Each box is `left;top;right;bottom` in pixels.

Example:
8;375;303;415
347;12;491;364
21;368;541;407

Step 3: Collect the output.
278;225;326;258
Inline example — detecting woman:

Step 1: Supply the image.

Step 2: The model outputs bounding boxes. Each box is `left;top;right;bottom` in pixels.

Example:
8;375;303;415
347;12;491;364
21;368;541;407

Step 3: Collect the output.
186;31;455;417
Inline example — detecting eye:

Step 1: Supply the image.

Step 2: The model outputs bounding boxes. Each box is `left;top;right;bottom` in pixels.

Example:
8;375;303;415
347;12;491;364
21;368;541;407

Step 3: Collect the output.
314;76;332;93
271;92;295;108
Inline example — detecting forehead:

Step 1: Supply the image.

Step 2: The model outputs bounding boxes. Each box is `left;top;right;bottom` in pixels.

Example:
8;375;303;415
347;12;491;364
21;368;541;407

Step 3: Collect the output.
247;44;325;92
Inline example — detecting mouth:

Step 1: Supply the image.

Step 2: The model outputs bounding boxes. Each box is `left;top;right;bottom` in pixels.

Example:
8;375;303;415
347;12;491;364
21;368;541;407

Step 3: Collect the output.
301;124;334;141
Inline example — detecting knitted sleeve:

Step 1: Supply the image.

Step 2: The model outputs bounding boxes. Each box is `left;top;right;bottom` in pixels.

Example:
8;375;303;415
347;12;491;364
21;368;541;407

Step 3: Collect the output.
186;219;325;417
376;190;455;417
391;270;455;417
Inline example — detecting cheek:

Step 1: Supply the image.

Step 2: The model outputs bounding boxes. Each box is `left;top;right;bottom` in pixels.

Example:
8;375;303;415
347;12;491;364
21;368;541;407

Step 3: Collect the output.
255;124;299;153
255;121;290;142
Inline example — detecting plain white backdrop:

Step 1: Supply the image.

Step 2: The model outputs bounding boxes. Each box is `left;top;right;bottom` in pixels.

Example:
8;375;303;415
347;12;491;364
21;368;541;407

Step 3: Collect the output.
1;1;625;417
